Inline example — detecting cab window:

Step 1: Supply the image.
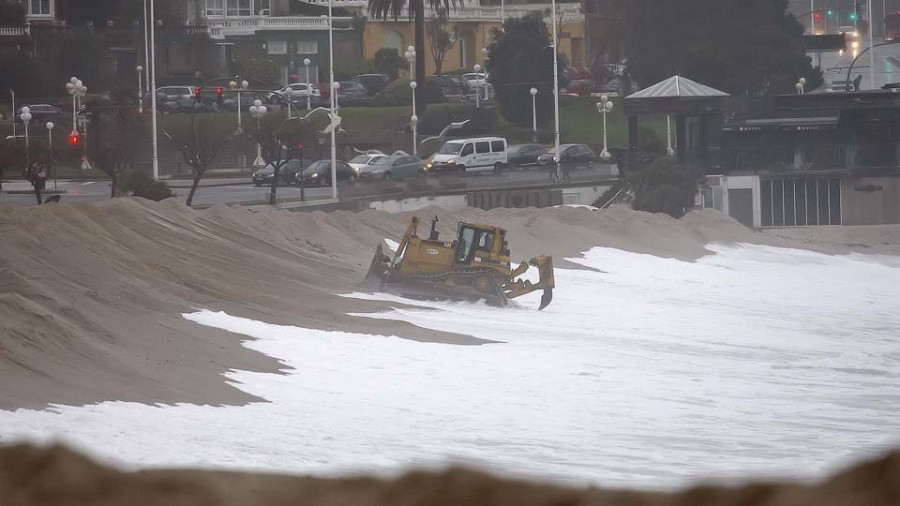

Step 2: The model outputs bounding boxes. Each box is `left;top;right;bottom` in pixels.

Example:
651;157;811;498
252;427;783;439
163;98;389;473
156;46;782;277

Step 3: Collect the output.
460;143;474;156
476;230;495;252
475;141;490;154
456;227;477;263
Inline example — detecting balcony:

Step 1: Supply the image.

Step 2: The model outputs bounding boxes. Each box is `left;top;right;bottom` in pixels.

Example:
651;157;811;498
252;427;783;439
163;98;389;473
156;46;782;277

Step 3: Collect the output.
365;3;584;23
206;16;354;39
0;26;30;37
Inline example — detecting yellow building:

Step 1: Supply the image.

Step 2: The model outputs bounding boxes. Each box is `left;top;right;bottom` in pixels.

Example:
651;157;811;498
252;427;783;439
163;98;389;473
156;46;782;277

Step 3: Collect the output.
364;3;587;76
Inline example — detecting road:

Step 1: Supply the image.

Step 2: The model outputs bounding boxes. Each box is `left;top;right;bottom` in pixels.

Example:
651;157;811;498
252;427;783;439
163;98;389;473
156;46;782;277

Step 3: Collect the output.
0;162;618;208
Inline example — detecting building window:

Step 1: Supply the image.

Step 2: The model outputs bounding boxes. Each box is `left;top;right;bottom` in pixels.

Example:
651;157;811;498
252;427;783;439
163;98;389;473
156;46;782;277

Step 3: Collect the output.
296;40;318;54
227;0;251;16
761;178;841;227
257;0;270;15
206;0;225;16
268;40;288;54
383;31;404;55
27;0;51;16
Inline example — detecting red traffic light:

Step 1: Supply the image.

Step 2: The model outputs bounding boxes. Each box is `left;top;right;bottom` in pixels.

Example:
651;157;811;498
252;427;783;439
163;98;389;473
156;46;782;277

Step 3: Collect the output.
216;87;223;95
68;131;82;147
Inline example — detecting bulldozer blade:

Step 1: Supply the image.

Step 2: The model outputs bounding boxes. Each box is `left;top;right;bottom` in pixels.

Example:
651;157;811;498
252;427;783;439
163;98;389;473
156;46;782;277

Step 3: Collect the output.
539;289;553;311
363;243;391;289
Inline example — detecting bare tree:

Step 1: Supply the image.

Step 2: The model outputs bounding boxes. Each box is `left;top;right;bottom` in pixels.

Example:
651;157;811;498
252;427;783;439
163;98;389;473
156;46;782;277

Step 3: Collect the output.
427;10;454;76
251;116;303;205
164;116;232;207
88;92;143;198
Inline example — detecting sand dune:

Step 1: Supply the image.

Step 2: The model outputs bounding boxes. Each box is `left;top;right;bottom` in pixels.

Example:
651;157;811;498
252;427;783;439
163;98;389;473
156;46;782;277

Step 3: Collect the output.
1;199;898;410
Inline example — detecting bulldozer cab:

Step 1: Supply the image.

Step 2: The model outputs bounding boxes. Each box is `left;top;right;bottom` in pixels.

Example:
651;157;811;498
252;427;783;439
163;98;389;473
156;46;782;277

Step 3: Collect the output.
454;224;510;271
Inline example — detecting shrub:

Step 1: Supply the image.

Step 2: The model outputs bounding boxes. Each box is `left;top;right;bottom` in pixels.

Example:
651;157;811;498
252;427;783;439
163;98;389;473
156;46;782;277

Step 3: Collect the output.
334;59;378;80
627;156;704;218
375;49;404;81
638;126;666;155
121;168;174;201
372;78;444;107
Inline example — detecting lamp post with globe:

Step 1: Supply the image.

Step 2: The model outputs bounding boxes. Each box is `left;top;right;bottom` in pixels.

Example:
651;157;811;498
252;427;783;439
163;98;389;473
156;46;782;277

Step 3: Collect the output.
303;58;312;109
530;87;538;141
410;80;418;155
596;95;613;160
404;46;416;79
229;79;249;130
65;77;87;137
19;106;31;171
137;66;144;114
474;64;482;109
46;121;56;189
249;99;268;168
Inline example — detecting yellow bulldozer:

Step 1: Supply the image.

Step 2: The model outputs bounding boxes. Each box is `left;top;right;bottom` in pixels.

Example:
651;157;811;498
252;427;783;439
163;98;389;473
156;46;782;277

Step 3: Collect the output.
364;216;555;310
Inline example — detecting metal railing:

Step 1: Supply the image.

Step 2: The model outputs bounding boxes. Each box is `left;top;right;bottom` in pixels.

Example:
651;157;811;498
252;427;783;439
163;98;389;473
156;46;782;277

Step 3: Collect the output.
206;16;354;38
0;26;30;37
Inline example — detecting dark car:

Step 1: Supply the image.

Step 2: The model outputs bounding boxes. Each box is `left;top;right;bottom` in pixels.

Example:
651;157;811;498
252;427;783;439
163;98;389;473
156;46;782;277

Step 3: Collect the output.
359;155;425;180
252;159;310;187
428;75;467;101
563;79;598;96
537;144;596;170
506;144;547;167
356;74;390;96
299;160;358;186
14;104;62;124
336;81;370;107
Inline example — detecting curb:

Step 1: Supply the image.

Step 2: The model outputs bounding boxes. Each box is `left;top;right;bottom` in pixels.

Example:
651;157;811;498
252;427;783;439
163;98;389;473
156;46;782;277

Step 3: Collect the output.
2;190;68;195
168;181;253;189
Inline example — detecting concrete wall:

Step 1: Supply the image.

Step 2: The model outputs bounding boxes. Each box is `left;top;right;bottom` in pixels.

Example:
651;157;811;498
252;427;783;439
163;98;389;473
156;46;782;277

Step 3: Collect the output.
469;189;562;210
840;176;900;226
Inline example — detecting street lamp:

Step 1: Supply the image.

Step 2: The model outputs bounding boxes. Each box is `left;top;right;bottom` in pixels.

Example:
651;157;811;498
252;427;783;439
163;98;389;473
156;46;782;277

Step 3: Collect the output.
474;64;482;108
328;0;338;200
530;87;538;141
481;48;489;101
19;106;31;171
410;80;418;155
137;65;144;114
303;58;312;110
796;77;806;94
65;77;87;136
596;95;613;160
550;0;561;181
249;99;268;167
230;79;249;130
46;122;55;189
332;81;341;111
404;45;416;79
666;116;674;156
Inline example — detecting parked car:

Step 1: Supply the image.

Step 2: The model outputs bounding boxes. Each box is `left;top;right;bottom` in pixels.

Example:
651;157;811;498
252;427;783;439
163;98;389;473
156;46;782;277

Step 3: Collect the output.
462;72;488;90
427;137;508;173
600;77;622;95
267;83;321;107
506;144;547;167
563;79;598;96
155;86;196;112
359;155;425;180
298;159;357;186
428;75;467;101
356;73;390;96
336;81;370;106
14;104;62;124
252;159;310;187
537;143;596;170
348;152;387;174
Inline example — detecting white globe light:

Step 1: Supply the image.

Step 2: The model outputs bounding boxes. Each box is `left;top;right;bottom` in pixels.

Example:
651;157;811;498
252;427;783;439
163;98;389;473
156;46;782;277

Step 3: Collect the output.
407;45;415;53
46;122;54;130
258;105;267;115
799;77;807;85
411;114;418;122
137;65;143;72
606;101;614;112
474;64;481;72
66;83;74;92
249;105;258;115
229;80;238;90
796;82;803;91
20;112;31;122
254;99;263;107
304;58;311;66
76;79;83;87
241;80;249;90
332;81;341;90
70;77;78;84
530;87;537;95
410;81;417;89
81;86;88;95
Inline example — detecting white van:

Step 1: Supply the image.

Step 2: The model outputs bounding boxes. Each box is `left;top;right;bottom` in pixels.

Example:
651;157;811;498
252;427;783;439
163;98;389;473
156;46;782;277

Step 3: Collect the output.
427;137;508;173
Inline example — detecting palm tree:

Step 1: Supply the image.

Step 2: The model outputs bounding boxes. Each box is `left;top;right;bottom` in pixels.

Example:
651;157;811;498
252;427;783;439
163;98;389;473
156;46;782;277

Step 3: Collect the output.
368;0;459;82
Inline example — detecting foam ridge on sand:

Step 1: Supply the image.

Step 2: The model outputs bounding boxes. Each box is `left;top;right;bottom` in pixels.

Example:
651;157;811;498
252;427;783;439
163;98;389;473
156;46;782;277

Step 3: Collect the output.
1;199;899;410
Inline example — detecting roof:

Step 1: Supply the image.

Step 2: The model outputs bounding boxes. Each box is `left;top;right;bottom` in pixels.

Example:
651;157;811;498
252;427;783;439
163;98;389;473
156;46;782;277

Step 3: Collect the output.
626;75;729;99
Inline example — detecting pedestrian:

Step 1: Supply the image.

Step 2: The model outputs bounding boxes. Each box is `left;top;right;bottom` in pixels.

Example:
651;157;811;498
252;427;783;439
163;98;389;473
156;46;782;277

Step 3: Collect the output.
853;74;862;92
562;159;571;181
